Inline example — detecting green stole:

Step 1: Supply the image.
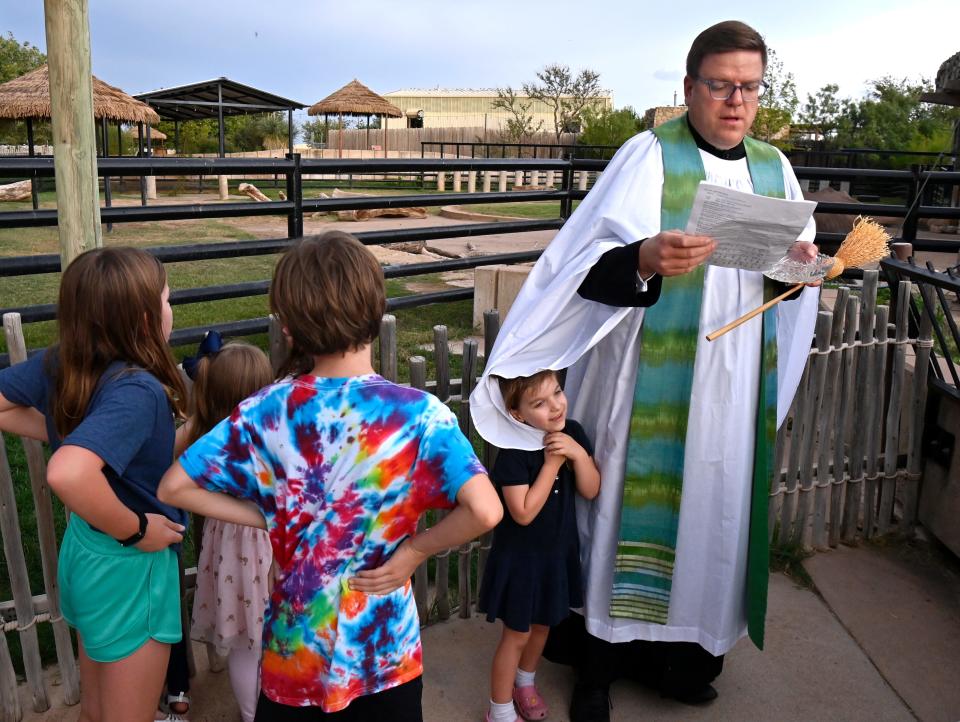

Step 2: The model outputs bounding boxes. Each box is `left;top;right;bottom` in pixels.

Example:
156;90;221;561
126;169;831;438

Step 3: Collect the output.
609;115;781;649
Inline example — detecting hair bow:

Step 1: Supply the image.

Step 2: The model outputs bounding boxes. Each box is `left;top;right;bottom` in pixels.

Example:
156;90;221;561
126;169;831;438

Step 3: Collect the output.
181;330;223;380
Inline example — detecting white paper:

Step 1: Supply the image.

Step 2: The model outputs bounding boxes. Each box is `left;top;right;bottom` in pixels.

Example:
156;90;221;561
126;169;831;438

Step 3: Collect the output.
685;182;817;272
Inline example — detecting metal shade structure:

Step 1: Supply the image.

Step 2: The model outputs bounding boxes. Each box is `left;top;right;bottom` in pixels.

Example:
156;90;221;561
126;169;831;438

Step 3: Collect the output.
135;77;306;157
307;79;403;158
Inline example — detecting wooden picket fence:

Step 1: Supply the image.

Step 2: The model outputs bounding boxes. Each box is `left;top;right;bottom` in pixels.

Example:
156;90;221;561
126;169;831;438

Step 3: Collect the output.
0;273;937;720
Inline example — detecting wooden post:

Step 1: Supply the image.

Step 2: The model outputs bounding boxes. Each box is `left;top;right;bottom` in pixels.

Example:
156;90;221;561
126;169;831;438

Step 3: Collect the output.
833;295;860;546
409;356;430;624
0;627;20;722
467;170;477;194
478;311;500;586
482;171;492;193
43;0;103;265
498;171;508;193
795;311;833;548
379;314;397;382
902;303;934;530
878;282;911;534
452;171;462;193
433;326;450;402
577;170;589;191
863;305;889;538
458;339;479;617
843;271;879;542
819;288;850;549
0;441;49;712
429;327;450;619
3;314;80;706
513;170;523;189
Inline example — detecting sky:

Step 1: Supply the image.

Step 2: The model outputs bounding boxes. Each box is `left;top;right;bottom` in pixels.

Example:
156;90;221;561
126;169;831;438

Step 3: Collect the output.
5;0;959;128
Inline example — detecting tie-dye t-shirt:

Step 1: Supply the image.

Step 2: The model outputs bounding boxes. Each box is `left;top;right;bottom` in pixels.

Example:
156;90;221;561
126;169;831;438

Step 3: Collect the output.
179;373;485;711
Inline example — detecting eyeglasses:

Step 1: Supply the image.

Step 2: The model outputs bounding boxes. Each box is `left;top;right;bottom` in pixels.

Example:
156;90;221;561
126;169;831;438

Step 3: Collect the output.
697;78;768;102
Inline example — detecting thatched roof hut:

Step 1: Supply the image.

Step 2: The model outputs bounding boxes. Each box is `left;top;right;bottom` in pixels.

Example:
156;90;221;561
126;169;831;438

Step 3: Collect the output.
124;125;167;140
308;79;402;157
308;79;403;118
0;65;159;124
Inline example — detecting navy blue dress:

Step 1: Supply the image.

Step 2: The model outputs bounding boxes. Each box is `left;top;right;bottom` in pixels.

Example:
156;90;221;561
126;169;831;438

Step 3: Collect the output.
478;419;593;632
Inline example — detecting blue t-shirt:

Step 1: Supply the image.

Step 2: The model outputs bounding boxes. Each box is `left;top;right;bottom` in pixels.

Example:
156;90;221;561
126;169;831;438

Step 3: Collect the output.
0;349;186;527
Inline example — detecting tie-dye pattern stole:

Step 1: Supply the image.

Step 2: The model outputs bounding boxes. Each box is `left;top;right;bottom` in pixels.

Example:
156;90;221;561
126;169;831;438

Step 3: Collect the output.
179;374;485;712
610;115;783;648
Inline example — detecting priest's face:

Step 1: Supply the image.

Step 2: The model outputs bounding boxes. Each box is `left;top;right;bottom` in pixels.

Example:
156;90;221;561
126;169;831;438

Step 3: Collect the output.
683;50;764;150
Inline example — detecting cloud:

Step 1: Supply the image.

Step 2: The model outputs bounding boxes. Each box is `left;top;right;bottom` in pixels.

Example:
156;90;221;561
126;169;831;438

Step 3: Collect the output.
653;70;683;82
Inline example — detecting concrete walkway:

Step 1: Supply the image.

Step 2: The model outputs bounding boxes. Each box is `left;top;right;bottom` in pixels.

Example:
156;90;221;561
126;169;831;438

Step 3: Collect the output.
422;573;913;722
195;551;954;722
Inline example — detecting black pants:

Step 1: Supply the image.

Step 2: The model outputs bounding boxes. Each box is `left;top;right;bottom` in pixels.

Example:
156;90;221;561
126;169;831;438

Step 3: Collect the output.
165;636;190;698
543;613;723;697
254;677;423;722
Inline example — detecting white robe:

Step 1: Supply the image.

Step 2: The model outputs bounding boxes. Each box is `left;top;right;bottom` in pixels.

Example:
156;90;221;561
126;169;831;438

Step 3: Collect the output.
470;130;819;655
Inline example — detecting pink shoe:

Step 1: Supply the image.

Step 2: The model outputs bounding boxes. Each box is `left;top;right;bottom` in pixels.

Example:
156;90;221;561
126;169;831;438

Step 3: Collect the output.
513;685;549;720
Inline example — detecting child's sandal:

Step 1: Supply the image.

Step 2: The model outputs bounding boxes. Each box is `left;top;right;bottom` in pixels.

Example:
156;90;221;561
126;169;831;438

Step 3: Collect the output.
513;685;549;720
165;692;190;720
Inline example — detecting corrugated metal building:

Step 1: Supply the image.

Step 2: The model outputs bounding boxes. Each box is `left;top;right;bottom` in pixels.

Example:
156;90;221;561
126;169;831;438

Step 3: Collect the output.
382;88;613;131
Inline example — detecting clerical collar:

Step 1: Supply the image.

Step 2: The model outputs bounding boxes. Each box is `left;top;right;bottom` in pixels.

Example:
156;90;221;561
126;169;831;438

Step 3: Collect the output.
686;116;746;160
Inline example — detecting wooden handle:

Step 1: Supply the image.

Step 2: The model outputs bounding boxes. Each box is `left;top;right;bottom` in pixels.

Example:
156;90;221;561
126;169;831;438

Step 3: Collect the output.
705;283;803;342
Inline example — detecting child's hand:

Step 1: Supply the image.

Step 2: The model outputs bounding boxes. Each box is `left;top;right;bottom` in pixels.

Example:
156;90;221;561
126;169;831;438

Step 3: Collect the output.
134;513;185;552
348;537;428;595
543;432;587;462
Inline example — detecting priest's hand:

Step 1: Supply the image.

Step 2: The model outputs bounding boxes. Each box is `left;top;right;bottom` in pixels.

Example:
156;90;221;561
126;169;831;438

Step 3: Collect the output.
638;231;716;278
787;240;823;287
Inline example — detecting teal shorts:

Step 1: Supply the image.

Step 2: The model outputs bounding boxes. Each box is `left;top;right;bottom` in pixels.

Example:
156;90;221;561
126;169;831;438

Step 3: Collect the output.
58;515;181;662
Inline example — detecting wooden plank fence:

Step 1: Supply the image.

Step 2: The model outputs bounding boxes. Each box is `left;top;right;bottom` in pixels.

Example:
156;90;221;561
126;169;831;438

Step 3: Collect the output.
0;271;937;718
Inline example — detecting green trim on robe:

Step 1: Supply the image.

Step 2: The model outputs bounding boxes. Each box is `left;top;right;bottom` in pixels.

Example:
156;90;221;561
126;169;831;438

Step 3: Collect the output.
610;115;783;649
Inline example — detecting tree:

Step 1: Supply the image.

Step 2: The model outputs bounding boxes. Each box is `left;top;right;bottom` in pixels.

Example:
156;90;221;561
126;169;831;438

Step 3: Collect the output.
523;64;604;143
752;49;798;144
0;31;45;84
491;86;544;143
799;83;842;142
0;32;48;144
578;106;643;152
301;117;345;147
832;77;958;165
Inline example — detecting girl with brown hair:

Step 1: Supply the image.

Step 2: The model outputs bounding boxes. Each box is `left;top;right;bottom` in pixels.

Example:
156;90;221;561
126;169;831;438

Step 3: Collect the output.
0;247;188;722
177;334;274;722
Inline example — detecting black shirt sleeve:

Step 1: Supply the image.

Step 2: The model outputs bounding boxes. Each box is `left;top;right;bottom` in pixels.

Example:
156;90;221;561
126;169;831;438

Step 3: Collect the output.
768;279;804;302
577;240;663;307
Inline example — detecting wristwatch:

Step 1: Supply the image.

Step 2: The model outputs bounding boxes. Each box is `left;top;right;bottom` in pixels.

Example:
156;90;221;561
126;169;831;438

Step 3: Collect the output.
118;509;148;547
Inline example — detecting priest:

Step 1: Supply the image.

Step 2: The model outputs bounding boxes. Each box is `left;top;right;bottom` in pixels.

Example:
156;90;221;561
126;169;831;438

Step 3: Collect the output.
470;20;820;722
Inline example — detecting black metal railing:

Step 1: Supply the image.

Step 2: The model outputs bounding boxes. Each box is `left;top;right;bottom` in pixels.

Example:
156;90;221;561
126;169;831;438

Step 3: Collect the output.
882;256;960;399
2;154;959;369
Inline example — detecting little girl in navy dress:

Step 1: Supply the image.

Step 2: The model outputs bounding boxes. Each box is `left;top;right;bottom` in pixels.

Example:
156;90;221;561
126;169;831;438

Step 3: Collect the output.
478;370;600;722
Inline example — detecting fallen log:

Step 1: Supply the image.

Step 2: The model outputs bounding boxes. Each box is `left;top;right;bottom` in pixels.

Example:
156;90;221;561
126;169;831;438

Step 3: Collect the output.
0;180;31;202
238;182;270;202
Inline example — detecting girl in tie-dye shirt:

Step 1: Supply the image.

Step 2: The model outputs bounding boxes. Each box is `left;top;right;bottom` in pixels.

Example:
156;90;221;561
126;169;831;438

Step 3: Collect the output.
160;232;502;721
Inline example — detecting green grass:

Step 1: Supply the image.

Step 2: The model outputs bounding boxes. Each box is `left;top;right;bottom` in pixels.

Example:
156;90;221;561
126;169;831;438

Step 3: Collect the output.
463;201;570;219
769;541;814;588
